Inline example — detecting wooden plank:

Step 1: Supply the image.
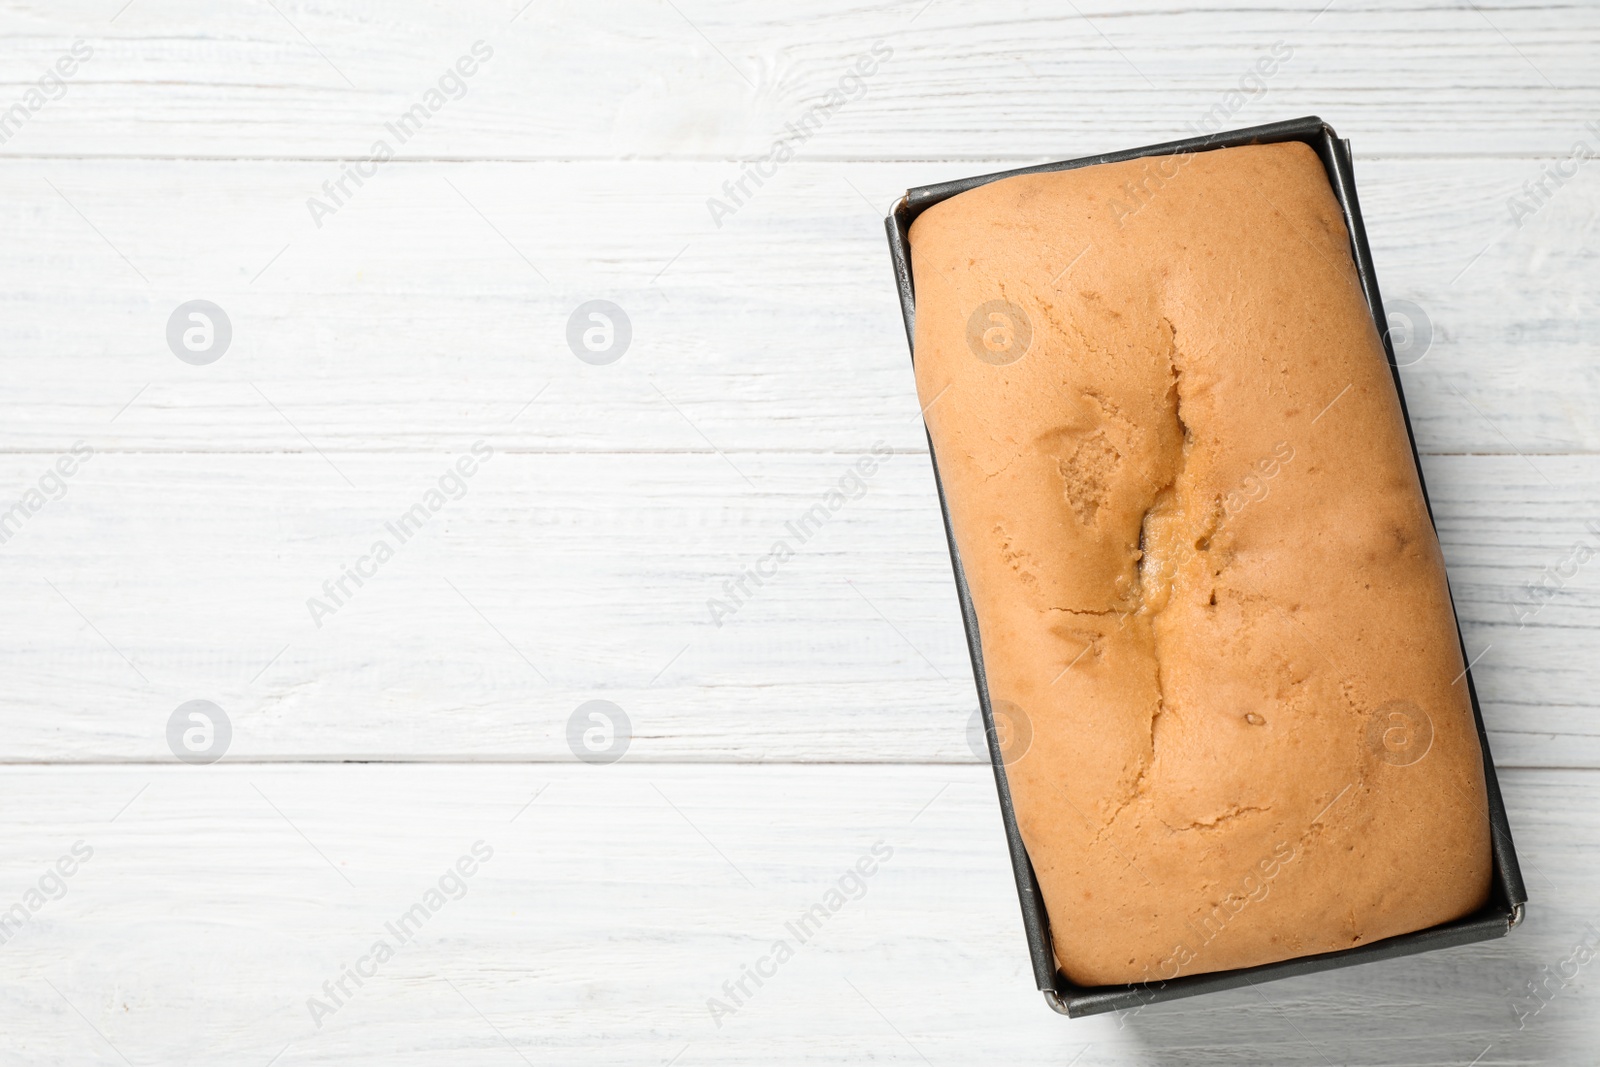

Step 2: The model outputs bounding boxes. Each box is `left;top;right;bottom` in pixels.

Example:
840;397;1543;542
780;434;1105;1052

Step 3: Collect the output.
0;157;1595;455
0;450;1594;765
0;1;1595;160
0;763;1592;1064
2;3;1597;1061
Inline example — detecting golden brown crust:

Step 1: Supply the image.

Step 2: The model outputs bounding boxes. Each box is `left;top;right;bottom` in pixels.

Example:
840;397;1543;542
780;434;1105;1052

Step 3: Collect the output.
909;142;1492;986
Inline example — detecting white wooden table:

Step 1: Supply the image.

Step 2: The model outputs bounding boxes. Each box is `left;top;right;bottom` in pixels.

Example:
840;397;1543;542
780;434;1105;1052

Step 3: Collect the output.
2;2;1597;1062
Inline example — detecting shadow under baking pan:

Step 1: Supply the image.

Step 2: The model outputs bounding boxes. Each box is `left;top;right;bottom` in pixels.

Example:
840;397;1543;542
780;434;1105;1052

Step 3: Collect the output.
882;115;1527;1018
1114;905;1557;1061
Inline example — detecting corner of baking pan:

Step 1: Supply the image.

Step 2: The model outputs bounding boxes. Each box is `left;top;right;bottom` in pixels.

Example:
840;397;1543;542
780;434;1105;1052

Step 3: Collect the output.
1043;989;1072;1015
1509;902;1526;929
885;198;917;354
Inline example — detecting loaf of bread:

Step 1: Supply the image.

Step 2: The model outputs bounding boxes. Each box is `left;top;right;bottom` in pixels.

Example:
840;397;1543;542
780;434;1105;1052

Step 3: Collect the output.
908;141;1492;986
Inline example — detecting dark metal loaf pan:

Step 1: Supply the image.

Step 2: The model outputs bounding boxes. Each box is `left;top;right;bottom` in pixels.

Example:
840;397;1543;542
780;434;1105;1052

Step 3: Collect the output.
883;115;1527;1018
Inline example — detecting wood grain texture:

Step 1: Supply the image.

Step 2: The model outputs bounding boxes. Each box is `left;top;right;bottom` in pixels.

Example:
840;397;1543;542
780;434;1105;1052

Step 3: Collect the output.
0;157;1595;455
0;764;1593;1066
0;451;1594;766
2;1;1597;1060
0;0;1596;160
